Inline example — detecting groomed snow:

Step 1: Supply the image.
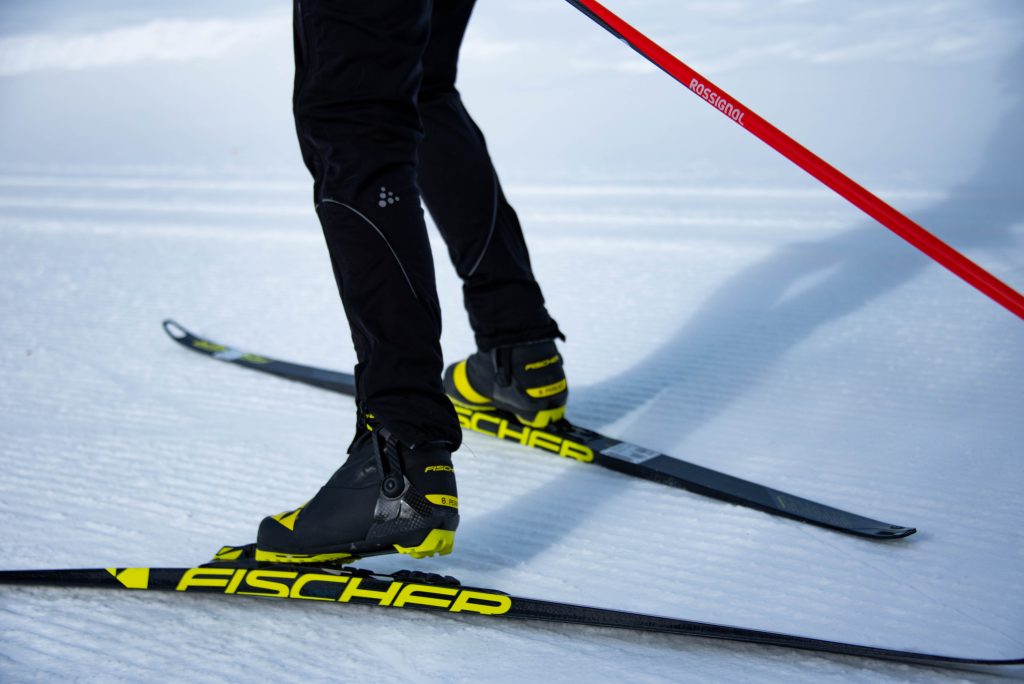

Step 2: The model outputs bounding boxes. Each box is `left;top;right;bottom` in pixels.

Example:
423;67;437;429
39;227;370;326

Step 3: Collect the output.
1;1;1022;681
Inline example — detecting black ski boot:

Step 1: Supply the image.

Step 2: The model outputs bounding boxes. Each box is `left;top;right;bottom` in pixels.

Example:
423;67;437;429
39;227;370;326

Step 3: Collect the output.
443;340;567;428
255;422;458;564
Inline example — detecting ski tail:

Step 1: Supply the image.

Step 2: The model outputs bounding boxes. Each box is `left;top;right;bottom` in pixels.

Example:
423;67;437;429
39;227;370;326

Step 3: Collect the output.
162;320;355;394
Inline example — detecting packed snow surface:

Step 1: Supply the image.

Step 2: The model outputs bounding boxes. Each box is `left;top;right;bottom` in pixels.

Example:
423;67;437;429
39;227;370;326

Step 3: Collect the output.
1;1;1022;681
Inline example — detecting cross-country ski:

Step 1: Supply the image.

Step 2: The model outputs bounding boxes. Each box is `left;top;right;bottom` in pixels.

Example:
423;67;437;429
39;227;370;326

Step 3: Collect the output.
2;548;1021;672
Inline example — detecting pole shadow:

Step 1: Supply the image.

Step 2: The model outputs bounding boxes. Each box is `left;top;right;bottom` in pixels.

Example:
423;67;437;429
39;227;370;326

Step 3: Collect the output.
446;44;1024;571
572;45;1024;441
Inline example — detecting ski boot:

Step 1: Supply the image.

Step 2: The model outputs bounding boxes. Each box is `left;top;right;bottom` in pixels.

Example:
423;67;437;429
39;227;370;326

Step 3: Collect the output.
443;340;567;428
255;422;458;564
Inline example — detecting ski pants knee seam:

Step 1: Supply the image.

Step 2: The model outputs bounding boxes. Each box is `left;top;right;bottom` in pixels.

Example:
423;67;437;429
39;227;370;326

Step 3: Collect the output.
319;198;419;301
466;172;498;278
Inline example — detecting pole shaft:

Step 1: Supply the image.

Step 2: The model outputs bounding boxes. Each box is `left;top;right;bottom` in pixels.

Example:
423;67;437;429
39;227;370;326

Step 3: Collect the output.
565;0;1024;320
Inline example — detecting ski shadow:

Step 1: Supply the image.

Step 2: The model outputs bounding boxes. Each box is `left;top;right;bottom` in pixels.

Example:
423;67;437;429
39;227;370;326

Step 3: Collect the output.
447;45;1024;571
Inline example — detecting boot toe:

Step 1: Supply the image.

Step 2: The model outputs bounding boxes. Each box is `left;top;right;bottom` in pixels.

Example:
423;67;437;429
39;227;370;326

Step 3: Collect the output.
256;507;303;550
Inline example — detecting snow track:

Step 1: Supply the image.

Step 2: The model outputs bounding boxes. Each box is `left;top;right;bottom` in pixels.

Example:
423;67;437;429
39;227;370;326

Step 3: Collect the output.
2;164;1021;681
1;0;1023;681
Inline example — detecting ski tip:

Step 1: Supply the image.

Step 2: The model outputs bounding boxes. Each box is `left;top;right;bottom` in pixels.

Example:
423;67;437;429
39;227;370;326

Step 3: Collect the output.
162;319;189;341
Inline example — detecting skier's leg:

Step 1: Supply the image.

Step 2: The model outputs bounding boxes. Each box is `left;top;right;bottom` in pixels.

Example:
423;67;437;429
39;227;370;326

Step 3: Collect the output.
292;0;458;448
419;1;568;427
417;0;563;351
256;0;459;564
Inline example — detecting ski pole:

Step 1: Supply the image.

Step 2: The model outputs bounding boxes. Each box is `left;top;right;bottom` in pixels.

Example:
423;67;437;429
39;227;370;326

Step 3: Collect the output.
563;0;1024;321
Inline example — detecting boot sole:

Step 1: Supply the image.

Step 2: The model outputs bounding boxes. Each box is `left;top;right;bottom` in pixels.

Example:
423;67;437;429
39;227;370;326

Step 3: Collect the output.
254;528;455;565
252;548;354;564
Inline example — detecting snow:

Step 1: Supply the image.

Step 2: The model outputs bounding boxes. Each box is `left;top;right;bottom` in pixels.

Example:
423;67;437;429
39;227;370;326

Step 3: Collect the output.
1;0;1022;681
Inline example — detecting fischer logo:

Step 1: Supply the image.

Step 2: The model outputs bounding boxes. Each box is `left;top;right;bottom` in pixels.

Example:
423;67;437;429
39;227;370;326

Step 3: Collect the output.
174;567;512;616
689;79;746;126
452;404;594;463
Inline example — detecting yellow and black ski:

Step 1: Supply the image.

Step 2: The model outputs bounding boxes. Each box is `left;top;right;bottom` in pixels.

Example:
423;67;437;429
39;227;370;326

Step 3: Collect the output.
163;320;915;540
1;548;1020;670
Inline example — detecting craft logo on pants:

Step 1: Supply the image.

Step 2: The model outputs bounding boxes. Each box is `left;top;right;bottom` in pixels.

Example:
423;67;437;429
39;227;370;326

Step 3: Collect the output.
378;187;400;208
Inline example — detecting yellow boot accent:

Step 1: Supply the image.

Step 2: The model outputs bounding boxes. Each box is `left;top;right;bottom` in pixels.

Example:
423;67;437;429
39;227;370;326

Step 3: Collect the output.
253;548;353;564
394;529;455;559
271;505;305;532
452;360;492;405
516;406;566;429
213;546;245;562
448;395;496;412
525;379;567;399
425;493;459;509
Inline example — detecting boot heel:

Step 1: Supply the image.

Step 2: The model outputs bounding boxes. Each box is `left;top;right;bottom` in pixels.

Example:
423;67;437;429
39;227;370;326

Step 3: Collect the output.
394;529;455;559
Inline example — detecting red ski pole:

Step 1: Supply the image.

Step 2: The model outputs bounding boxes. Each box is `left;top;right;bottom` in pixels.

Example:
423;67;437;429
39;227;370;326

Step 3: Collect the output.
564;0;1024;321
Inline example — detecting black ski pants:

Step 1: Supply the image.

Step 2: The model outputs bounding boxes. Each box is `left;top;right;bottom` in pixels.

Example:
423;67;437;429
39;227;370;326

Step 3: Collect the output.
293;0;562;447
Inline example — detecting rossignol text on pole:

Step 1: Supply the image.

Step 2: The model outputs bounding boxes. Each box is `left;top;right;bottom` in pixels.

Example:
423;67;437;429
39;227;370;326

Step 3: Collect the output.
563;0;1024;321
